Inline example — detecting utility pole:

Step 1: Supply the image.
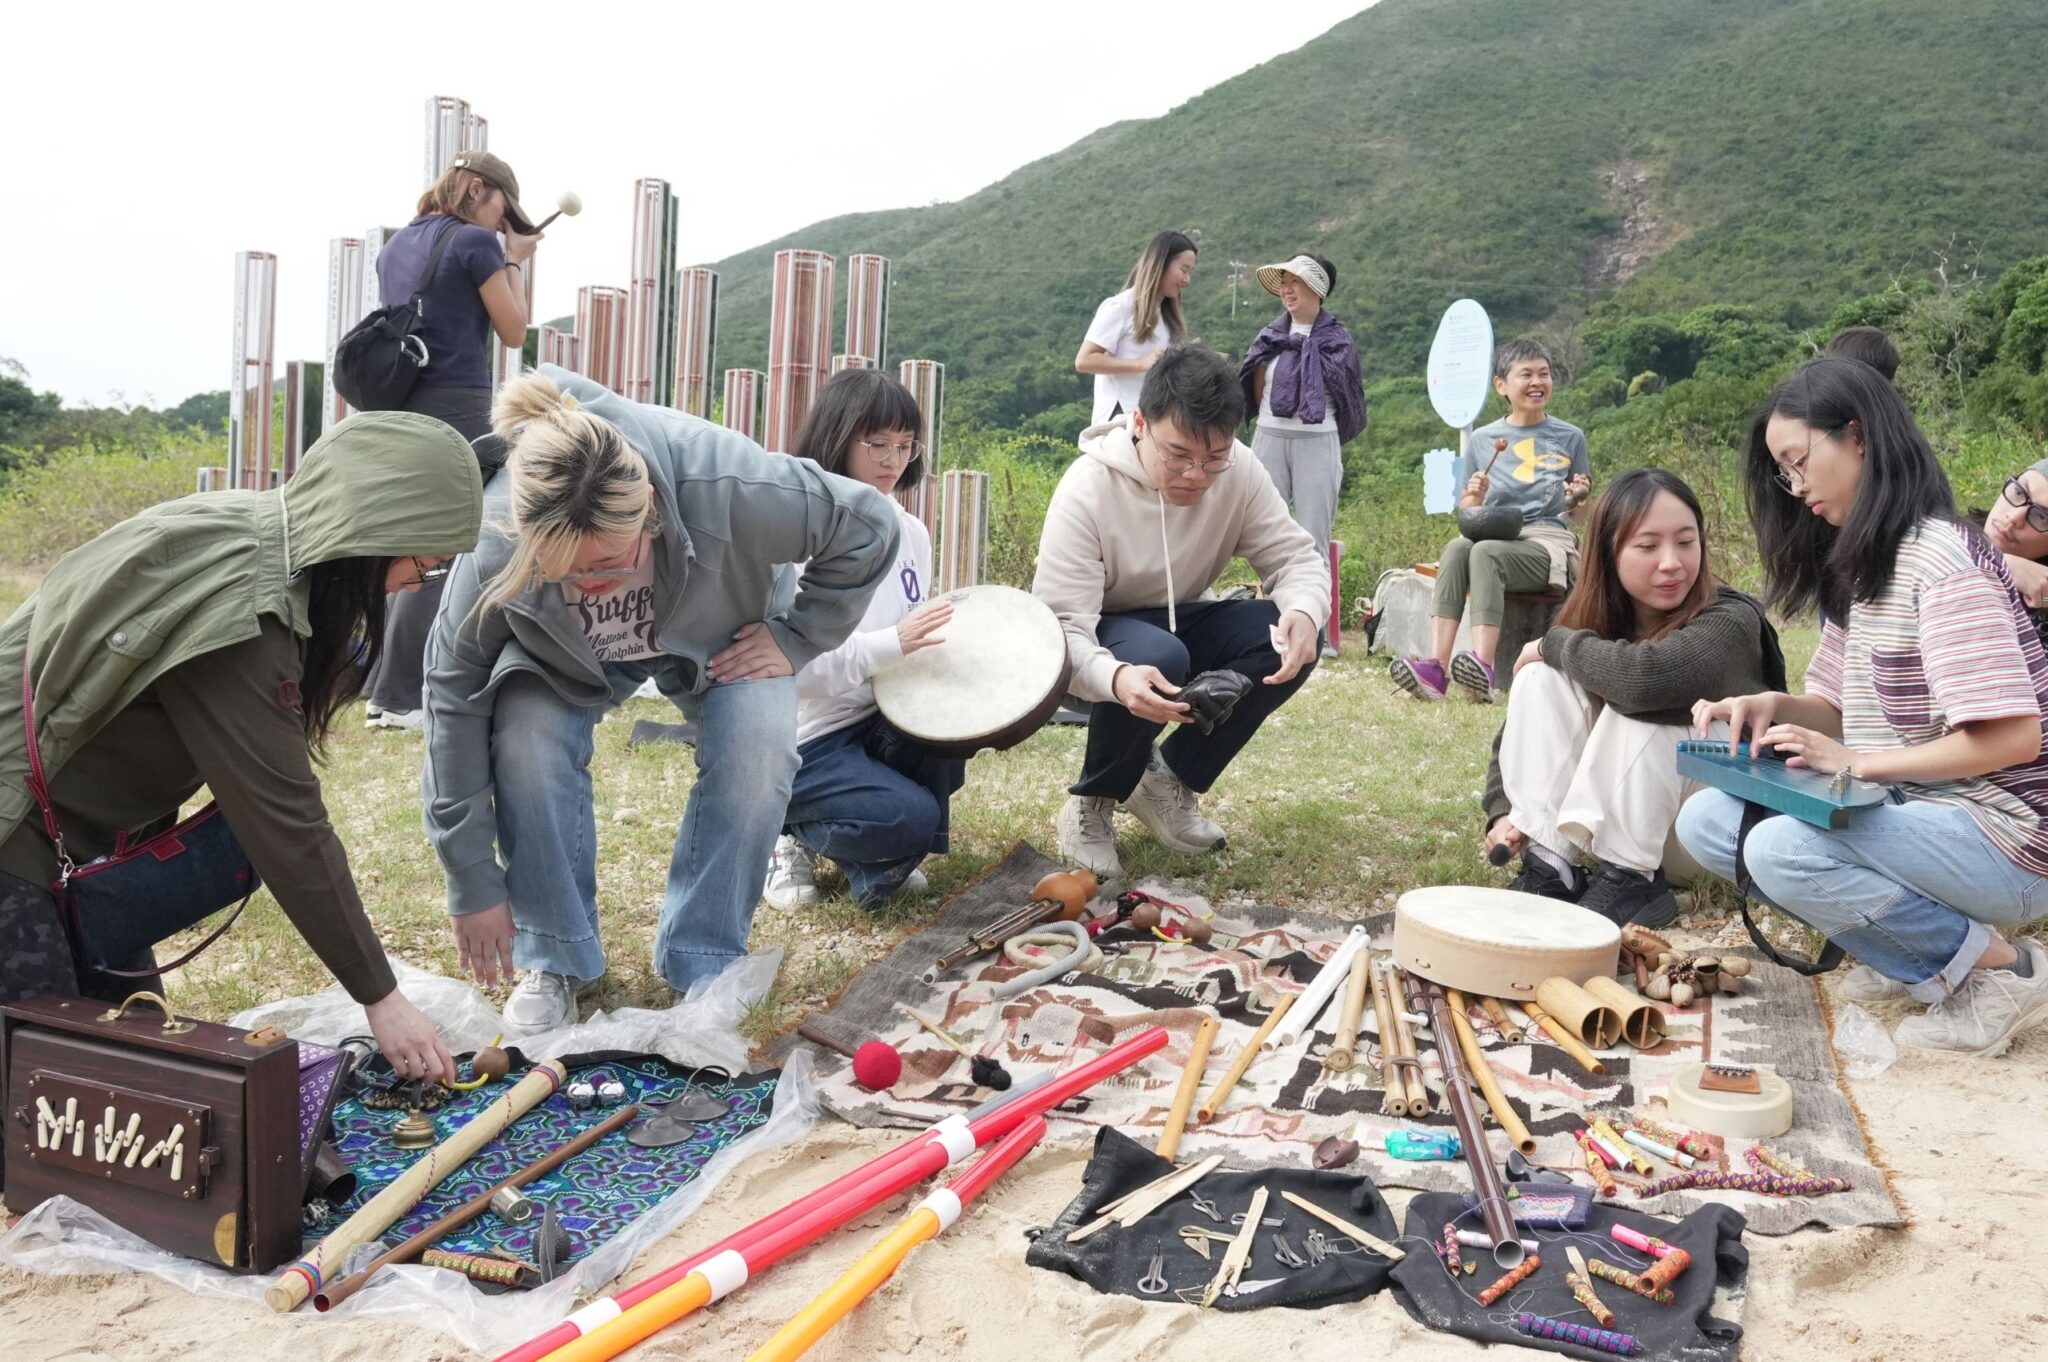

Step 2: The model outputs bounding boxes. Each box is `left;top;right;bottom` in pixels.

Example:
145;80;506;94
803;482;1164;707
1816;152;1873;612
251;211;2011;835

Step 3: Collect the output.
1228;260;1247;317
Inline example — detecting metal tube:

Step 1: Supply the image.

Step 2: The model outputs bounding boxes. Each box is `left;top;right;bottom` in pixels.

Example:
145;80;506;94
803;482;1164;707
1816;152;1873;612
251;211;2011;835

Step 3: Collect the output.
764;249;835;453
625;179;678;403
896;359;943;533
323;237;365;432
723;368;762;440
673;268;719;417
843;253;889;368
576;285;629;393
937;469;988;593
229;251;277;491
1418;977;1525;1269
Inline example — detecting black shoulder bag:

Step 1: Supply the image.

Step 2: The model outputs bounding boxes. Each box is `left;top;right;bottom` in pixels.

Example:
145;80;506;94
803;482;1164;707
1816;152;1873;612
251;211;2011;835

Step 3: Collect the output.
332;218;460;412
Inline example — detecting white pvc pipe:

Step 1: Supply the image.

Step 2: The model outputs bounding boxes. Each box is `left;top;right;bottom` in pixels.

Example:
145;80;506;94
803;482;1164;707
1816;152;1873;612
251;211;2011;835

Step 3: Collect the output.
1271;925;1370;1048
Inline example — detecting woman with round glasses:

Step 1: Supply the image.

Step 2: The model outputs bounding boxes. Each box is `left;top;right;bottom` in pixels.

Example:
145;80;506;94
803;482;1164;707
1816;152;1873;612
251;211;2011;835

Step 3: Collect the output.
1984;458;2048;631
419;368;900;1034
763;370;966;910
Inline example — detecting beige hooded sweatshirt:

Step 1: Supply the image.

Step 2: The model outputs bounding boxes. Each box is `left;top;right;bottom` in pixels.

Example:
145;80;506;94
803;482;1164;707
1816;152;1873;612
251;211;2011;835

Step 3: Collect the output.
1032;418;1332;704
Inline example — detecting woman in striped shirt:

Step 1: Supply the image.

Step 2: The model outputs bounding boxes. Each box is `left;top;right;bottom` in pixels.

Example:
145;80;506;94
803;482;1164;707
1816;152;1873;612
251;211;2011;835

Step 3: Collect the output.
1678;358;2048;1056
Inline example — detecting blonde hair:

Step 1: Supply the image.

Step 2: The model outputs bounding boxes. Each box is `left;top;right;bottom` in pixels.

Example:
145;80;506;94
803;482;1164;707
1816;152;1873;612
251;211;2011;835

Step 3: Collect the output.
476;373;658;615
418;165;493;221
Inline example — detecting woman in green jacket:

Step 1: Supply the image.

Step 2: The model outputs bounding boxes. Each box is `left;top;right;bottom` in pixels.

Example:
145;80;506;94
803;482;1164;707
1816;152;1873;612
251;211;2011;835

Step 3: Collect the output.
0;412;484;1131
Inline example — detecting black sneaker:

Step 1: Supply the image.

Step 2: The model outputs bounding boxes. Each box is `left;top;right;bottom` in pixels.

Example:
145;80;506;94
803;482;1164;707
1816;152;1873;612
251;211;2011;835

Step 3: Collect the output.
1508;854;1584;902
1577;866;1679;928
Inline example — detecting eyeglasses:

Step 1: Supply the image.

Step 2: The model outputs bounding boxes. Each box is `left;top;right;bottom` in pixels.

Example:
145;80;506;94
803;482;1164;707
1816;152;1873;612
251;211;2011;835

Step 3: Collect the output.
1140;422;1235;476
855;437;922;466
2004;477;2048;534
561;535;647;584
1771;425;1845;496
400;558;452;588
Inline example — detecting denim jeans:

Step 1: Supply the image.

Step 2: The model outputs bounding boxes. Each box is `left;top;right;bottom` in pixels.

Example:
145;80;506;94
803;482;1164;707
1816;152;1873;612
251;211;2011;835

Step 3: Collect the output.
1676;789;2048;1002
1071;598;1317;800
784;714;966;909
490;660;798;992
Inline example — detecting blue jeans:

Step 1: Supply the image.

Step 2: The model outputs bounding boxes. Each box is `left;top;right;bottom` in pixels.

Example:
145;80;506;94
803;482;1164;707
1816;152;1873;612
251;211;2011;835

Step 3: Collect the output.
785;715;965;908
490;661;798;993
1676;790;2048;1002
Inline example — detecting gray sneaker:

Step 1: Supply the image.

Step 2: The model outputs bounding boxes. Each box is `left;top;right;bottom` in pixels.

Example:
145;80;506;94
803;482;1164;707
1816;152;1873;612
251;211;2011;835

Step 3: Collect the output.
503;970;588;1036
1836;964;1911;1005
1122;753;1226;854
762;835;821;910
1055;795;1122;878
1894;941;2048;1057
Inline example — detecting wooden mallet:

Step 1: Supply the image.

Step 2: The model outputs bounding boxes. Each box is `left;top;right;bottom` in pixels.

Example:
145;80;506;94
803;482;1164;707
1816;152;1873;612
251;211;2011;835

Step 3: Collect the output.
897;1004;1011;1090
796;1020;902;1091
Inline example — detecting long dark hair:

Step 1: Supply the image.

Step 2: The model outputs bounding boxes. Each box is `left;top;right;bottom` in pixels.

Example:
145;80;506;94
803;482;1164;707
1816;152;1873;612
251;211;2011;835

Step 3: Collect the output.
300;557;391;756
1555;468;1716;641
791;369;928;487
1126;230;1197;345
1746;357;1956;621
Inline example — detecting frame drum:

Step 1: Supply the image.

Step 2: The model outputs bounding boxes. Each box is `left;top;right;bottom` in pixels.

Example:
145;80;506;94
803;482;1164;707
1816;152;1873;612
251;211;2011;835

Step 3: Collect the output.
1392;886;1620;1000
873;584;1072;758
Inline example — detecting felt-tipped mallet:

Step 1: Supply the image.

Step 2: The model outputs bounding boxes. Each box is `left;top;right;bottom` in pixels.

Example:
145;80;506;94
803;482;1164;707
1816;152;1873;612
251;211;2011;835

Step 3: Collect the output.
897;1004;1013;1091
528;189;583;233
796;1020;902;1091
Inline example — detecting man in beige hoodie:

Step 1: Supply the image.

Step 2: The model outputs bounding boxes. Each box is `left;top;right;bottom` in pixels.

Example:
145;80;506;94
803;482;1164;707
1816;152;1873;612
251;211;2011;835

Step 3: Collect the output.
1034;344;1331;876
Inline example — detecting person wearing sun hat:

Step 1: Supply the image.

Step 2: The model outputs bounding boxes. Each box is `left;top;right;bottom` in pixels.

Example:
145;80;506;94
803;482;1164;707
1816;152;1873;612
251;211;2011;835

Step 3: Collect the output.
360;150;546;732
1237;252;1366;561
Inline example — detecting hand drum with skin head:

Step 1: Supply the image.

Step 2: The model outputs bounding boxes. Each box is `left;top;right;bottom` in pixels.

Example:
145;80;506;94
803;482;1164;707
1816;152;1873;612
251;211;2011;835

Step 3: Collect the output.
873;585;1071;758
1393;886;1621;1002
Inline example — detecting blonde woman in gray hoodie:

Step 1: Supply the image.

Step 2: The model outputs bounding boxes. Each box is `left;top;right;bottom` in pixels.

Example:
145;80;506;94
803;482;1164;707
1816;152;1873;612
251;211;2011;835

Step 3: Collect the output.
1033;345;1330;877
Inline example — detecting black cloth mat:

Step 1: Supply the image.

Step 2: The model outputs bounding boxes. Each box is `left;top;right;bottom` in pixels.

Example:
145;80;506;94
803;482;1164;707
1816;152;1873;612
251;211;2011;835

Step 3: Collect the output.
1389;1191;1747;1359
1026;1127;1400;1311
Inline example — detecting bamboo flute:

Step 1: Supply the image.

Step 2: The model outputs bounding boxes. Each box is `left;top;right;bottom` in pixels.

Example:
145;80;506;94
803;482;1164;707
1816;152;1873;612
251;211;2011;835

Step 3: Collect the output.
1156;1014;1220;1160
1443;987;1536;1155
1325;949;1372;1073
1367;955;1410;1116
1196;993;1294;1123
1479;996;1524;1044
1417;979;1523;1270
1521;1000;1607;1075
1388;965;1432;1114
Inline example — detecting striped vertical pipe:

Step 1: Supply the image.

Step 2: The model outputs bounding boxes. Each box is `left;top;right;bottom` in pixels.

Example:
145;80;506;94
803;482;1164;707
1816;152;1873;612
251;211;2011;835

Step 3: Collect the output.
359;226;401;323
196;467;229;493
673;268;719;417
723;369;762;440
281;360;307;482
1328;540;1344;652
424;96;471;186
625;179;678;403
830;354;872;375
229;251;277;491
540;324;574;369
898;359;944;470
322;237;365;432
493;253;533;394
463;111;488;152
764;249;835;453
843;253;889;367
575;286;629;394
937;470;989;593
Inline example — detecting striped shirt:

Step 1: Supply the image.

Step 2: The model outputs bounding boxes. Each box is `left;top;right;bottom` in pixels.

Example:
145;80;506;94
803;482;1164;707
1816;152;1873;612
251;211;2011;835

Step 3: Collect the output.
1806;518;2048;874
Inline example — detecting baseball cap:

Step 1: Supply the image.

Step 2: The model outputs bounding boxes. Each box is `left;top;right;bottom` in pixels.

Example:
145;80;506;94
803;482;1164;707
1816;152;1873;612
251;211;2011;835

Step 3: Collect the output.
449;151;535;234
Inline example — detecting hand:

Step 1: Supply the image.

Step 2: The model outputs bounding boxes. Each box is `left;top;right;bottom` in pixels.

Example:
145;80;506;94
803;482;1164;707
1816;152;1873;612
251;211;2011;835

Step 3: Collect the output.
1113;664;1192;724
1139;349;1165;372
1693;691;1782;750
365;990;455;1084
896;600;953;655
1464;471;1492;501
503;229;541;266
452;901;517;985
1513;638;1545;677
1265;610;1319;685
1484;816;1528;862
1566;473;1593;507
2008;554;2048;609
710;621;793;682
1758;723;1855;776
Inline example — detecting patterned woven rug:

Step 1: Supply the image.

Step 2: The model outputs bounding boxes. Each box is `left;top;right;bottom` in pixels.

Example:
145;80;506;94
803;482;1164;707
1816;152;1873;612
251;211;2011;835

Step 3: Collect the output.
770;843;1901;1235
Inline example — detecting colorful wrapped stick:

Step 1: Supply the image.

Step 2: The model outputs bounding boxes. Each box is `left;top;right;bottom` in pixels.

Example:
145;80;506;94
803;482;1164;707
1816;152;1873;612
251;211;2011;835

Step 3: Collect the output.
1476;1252;1542;1306
1515;1313;1639;1356
1629;1116;1713;1160
1747;1144;1817;1181
1565;1247;1616;1326
1593;1117;1654;1177
1440;1223;1463;1275
1640;1169;1852;1198
1586;1257;1675;1305
1624;1128;1698;1169
742;1117;1045;1362
1576;1130;1618;1197
1638;1245;1693;1294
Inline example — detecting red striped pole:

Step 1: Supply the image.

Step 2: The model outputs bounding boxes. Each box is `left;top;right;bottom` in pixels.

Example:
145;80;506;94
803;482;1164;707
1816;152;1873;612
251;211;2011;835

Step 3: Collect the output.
765;249;835;453
673;267;719;417
723;368;763;440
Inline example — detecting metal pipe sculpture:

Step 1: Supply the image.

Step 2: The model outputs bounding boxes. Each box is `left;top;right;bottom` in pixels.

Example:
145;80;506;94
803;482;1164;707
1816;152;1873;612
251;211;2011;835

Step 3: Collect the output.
575;286;628;393
322;237;365;432
843;253;889;368
624;178;678;404
765;249;835;453
673;267;719;417
723;368;763;440
229;251;277;490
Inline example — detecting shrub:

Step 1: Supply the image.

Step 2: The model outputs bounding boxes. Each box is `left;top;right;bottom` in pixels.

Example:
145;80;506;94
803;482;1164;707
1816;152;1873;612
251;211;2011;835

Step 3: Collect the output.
0;433;215;568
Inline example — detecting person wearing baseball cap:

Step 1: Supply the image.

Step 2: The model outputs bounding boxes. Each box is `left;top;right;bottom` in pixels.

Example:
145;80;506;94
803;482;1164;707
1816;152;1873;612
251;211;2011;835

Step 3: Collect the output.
359;152;546;731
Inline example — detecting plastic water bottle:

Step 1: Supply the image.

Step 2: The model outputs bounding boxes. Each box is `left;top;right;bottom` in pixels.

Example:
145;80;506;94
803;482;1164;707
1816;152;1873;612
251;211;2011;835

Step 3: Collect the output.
1385;1129;1461;1161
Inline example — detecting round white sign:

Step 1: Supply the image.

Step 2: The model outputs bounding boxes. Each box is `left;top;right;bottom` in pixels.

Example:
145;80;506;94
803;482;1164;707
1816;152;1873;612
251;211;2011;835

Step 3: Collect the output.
1425;298;1494;429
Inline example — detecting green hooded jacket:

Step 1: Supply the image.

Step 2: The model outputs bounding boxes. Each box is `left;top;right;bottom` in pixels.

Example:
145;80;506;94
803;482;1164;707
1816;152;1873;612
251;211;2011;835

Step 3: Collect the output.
0;410;484;852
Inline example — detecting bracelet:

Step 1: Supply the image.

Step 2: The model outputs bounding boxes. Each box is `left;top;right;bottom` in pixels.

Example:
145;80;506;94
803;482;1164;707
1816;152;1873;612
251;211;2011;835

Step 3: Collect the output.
505;261;523;273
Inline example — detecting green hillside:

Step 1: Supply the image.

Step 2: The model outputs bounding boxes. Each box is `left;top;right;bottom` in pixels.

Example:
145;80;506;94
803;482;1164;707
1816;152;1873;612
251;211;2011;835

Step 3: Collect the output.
702;0;2048;428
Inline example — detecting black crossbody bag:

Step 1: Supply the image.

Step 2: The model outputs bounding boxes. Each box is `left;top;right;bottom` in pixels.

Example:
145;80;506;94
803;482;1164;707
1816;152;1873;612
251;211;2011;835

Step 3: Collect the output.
332;218;459;412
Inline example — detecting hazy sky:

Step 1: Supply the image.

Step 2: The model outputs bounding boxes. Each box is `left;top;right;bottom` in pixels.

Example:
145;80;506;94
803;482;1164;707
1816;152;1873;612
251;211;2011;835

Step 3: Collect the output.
3;1;1376;407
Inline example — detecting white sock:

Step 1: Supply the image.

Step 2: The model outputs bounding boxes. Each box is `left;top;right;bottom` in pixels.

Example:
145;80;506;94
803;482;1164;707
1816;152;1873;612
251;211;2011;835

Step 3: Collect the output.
1529;842;1583;891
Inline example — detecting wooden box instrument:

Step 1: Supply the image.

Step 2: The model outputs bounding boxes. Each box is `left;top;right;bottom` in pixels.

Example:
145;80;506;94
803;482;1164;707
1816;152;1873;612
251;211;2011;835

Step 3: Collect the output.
3;993;303;1271
1675;739;1891;829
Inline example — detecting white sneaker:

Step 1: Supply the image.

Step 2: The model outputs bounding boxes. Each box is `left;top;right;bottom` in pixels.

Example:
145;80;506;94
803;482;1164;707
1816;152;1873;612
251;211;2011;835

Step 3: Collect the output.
1055;795;1123;878
1837;964;1910;1005
503;970;584;1036
903;868;930;895
1123;753;1226;854
763;835;820;909
368;708;423;733
1894;940;2048;1057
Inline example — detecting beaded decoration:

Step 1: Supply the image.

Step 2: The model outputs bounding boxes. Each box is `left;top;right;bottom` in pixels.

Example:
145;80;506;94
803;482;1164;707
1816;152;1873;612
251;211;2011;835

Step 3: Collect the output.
1640;1169;1852;1198
420;1248;528;1285
1476;1252;1542;1306
1566;1264;1617;1326
1515;1311;1640;1356
1441;1223;1463;1276
1628;1117;1714;1161
1585;1256;1675;1305
1576;1130;1619;1197
1747;1144;1818;1181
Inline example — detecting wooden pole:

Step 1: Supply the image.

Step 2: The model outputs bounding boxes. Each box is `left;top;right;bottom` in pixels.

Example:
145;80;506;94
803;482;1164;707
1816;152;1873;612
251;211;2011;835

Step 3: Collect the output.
1156;1014;1219;1161
1444;987;1536;1155
1367;956;1409;1116
1196;993;1295;1124
1325;949;1372;1073
1520;1001;1607;1075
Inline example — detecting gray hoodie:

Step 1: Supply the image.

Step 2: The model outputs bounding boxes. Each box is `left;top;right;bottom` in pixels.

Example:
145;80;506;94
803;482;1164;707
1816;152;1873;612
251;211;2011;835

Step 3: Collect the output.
422;365;900;914
1032;418;1331;703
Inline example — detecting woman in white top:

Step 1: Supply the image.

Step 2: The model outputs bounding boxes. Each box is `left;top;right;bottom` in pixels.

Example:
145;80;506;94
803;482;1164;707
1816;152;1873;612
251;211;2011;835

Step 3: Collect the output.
765;370;966;910
1076;231;1198;426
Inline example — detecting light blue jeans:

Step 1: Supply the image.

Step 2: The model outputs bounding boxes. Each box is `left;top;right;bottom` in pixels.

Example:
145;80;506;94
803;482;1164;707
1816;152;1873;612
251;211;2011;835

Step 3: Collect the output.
1676;790;2048;1002
491;661;797;993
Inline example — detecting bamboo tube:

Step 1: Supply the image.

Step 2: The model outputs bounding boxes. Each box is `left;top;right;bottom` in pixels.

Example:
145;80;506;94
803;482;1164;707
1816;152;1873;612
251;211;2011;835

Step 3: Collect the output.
1519;1001;1607;1075
1387;967;1432;1115
267;1059;568;1312
1367;954;1410;1116
1196;993;1295;1123
1535;976;1623;1049
1156;1014;1220;1161
1444;987;1536;1155
1581;976;1666;1050
1325;949;1372;1073
1479;996;1524;1044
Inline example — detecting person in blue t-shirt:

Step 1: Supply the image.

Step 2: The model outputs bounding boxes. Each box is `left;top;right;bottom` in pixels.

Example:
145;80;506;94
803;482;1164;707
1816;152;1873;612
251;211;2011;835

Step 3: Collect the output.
364;150;542;730
1392;338;1590;702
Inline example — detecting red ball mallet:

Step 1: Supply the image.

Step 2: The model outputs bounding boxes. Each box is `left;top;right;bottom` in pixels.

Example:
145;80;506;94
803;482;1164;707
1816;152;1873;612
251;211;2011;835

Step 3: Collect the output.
797;1020;902;1091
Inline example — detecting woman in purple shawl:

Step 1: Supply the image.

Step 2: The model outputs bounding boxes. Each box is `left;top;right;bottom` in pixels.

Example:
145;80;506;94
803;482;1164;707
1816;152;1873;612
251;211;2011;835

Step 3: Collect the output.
1238;252;1365;656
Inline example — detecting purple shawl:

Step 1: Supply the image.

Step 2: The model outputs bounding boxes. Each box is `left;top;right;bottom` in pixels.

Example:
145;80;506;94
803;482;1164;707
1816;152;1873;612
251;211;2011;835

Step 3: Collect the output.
1238;309;1367;443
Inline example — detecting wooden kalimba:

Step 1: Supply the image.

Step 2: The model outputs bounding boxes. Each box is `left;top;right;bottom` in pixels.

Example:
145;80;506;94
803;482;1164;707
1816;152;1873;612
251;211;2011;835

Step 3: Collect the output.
3;992;304;1271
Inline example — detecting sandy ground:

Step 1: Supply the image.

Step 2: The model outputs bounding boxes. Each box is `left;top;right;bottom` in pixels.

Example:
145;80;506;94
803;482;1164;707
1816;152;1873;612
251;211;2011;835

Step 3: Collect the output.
3;1012;2045;1362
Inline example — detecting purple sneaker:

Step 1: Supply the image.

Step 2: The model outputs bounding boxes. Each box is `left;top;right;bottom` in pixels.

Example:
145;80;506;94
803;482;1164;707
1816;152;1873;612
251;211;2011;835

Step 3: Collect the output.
1450;650;1497;702
1390;655;1449;701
